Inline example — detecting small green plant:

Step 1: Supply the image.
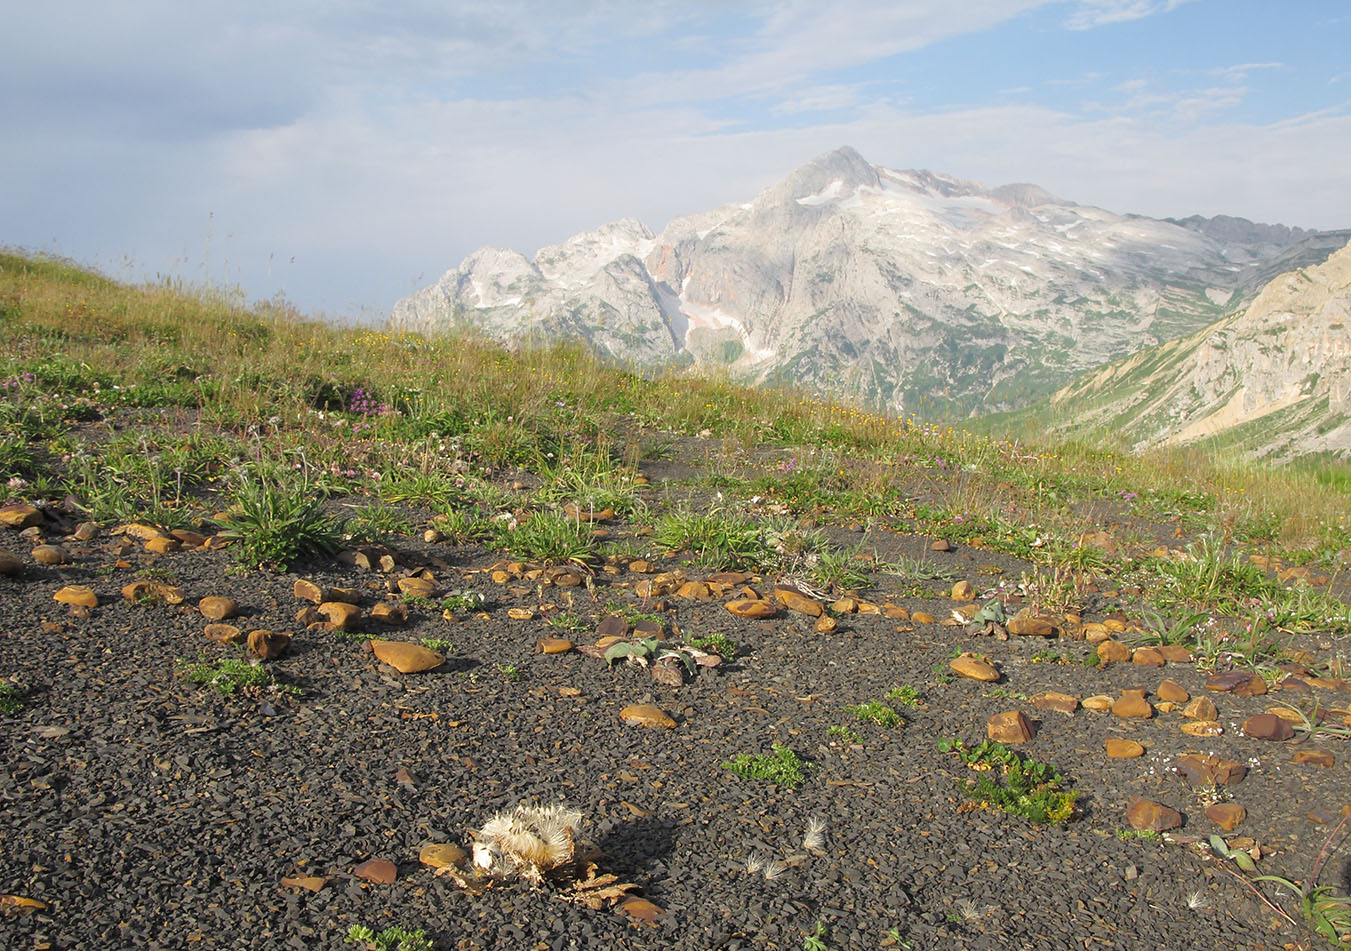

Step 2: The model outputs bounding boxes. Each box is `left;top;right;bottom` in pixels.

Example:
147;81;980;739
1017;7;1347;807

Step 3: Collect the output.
828;724;864;744
0;681;22;714
346;924;433;951
845;699;902;728
494;663;521;682
439;589;485;616
216;465;343;571
721;743;813;788
802;920;833;951
686;631;738;659
493;511;599;566
344;500;413;541
983;687;1029;701
421;638;454;652
653;506;778;571
182;658;274;696
1114;828;1160;842
885;685;923;707
545;611;589;636
937;737;1077;825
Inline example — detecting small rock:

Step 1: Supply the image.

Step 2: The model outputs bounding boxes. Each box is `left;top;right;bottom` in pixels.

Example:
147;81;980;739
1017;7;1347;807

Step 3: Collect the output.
72;521;99;541
949;653;999;682
1157;645;1194;664
1097;640;1131;664
144;535;181;554
831;596;858;614
911;611;936;624
31;544;68;566
618;897;664;924
724;599;777;619
1111;689;1153;719
0;503;42;529
1007;610;1058;637
506;606;536;621
1124;797;1183;832
418;843;467;869
1156;680;1190;703
1030;691;1079;716
280;876;328;893
247;630;291;660
198;596;239;621
986;710;1034;743
1292;749;1334;767
620;704;676;729
1131;647;1165;667
535;637;573;654
369;601;408;625
169;529;208;548
1242;713;1295;741
53;584;98;608
1180;720;1223;737
121;581;187;604
595;616;628;638
951;580;974;601
353;858;397;884
774;586;824;617
677;580;711;600
1105;737;1144;759
814;614;837;634
930;540;952;552
1176;753;1246;787
1205;803;1247;831
370;640;443;674
293;579;328;604
1182;696;1219;720
318;601;362;630
204;623;244;644
1206;671;1267;696
397;576;436;599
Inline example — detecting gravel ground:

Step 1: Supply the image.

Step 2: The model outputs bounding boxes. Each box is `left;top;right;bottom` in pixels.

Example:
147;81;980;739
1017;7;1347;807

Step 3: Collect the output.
1;498;1348;951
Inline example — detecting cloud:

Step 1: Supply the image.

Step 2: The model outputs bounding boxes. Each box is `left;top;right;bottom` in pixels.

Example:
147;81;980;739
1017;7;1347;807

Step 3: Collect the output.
1063;0;1191;30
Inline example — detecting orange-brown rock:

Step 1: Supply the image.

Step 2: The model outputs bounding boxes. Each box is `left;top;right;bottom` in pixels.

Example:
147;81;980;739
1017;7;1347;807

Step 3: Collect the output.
247;629;291;660
1097;640;1131;664
1242;713;1295;741
619;704;676;729
396;576;436;599
951;580;975;602
170;529;208;548
910;611;936;624
950;653;999;682
318;601;362;629
198;596;239;621
1111;689;1153;719
1206;671;1266;696
1156;680;1190;703
1180;720;1223;737
280;876;328;893
418;843;467;869
352;858;397;884
0;503;42;529
369;601;407;625
30;544;67;566
814;614;837;634
0;549;23;575
1157;645;1195;664
1292;749;1334;767
535;637;573;654
725;599;777;619
1105;738;1145;759
675;580;709;600
831;596;858;614
121;581;187;604
1204;803;1246;831
370;640;443;674
1007;611;1058;637
1131;647;1165;667
53;584;98;608
1081;695;1114;712
986;710;1034;743
775;586;824;617
1125;797;1183;832
1176;753;1246;787
204;623;243;644
1030;691;1079;716
1183;696;1219;720
293;579;328;603
144;535;181;554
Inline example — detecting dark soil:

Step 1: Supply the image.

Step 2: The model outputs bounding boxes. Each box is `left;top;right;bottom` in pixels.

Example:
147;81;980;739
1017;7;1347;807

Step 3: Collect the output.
2;471;1349;951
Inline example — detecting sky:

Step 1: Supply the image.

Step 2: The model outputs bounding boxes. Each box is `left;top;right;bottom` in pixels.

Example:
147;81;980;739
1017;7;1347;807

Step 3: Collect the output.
3;0;1349;322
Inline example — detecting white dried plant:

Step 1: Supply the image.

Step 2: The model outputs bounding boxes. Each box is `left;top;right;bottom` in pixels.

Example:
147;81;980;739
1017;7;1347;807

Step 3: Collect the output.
743;852;769;876
762;858;788;881
472;803;582;885
954;897;994;922
802;816;827;851
1185;889;1208;911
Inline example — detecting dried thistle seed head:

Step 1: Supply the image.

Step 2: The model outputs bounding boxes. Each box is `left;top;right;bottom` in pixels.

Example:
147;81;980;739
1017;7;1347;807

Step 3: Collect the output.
472;804;583;883
762;859;788;881
1185;889;1208;911
743;853;768;875
802;816;827;851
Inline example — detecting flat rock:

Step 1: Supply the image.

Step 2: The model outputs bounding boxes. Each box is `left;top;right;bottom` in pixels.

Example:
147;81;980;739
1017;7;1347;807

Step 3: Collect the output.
949;653;999;682
619;897;664;924
676;580;709;600
1030;691;1078;716
1125;797;1183;832
198;596;239;621
1180;719;1223;737
1082;694;1114;712
986;710;1034;743
1007;610;1058;637
53;584;98;608
353;858;397;884
418;843;467;869
774;586;824;617
1242;713;1294;741
595;616;628;638
1182;696;1218;720
121;581;186;604
1157;645;1195;664
1096;640;1131;664
1105;737;1145;759
247;629;291;660
535;637;573;654
397;576;436;599
0;503;42;529
370;640;443;674
1176;753;1246;787
1111;689;1153;719
725;599;777;619
319;601;362;629
910;611;936;624
31;544;67;565
204;623;243;644
1156;679;1190;703
144;535;181;554
280;876;328;893
1131;646;1165;667
619;704;676;729
1292;749;1334;767
1205;803;1246;831
1206;671;1266;696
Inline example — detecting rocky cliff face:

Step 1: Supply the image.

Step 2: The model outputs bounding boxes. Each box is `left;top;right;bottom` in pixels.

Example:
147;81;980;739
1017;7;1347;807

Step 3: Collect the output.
392;146;1348;419
1045;242;1351;459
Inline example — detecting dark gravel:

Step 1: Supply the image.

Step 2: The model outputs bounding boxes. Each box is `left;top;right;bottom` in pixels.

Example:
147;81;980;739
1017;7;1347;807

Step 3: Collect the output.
1;504;1347;951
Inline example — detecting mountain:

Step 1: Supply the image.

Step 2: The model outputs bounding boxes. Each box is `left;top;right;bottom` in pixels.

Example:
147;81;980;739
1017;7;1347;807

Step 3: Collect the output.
391;146;1349;419
1033;241;1351;460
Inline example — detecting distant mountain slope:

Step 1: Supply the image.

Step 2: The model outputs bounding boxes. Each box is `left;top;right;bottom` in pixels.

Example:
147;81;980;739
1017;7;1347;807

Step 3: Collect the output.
1039;241;1351;460
391;146;1349;419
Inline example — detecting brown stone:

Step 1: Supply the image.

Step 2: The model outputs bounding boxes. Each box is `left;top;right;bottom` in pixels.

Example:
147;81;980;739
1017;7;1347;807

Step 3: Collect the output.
1097;640;1131;664
774;586;824;617
71;521;98;541
293;579;328;603
1207;671;1267;696
280;876;328;893
951;580;974;601
369;601;408;625
1125;797;1183;832
1183;696;1219;720
814;614;838;634
1111;689;1153;719
535;637;573;654
883;603;910;620
0;549;23;575
1180;720;1224;737
930;539;952;552
950;653;999;682
121;581;187;604
198;596;239;622
396;576;436;599
1007;611;1058;637
170;529;208;548
1157;645;1195;664
144;535;181;554
1081;694;1113;712
352;858;397;884
725;599;777;619
204;623;243;644
1292;749;1334;767
53;584;98;608
0;503;42;529
595;616;628;638
1156;680;1190;703
1105;737;1145;759
911;611;936;624
831;596;858;614
986;710;1034;743
618;897;665;924
30;544;67;566
1131;647;1165;667
247;629;291;660
1176;753;1246;787
117;522;163;541
1242;713;1295;741
619;704;676;729
1205;803;1246;831
318;601;362;629
676;580;710;600
506;606;536;620
418;843;467;869
1030;691;1079;716
370;640;443;674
